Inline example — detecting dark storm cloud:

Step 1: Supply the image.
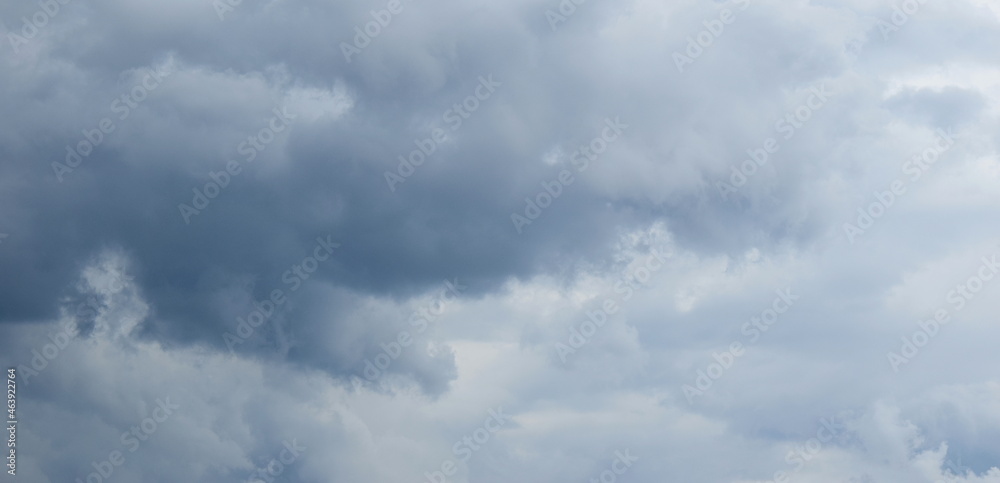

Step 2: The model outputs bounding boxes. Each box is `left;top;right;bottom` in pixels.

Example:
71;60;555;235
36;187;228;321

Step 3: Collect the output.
0;0;665;346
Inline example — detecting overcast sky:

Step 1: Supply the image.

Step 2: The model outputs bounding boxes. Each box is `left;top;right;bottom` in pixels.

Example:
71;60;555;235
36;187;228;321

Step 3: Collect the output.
2;0;1000;482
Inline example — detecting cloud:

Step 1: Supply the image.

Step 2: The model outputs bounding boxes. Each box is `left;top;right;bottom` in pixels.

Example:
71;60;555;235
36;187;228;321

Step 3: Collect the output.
2;0;1000;481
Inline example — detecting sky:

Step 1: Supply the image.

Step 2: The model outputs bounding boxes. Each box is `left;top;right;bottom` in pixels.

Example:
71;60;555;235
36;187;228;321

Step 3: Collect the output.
2;0;1000;482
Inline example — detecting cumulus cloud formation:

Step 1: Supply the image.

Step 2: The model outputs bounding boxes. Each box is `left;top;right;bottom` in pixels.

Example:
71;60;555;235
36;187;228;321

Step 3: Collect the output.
1;0;999;481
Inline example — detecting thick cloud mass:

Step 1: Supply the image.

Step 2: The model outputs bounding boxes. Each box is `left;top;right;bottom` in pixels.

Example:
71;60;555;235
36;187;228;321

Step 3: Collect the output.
2;0;1000;481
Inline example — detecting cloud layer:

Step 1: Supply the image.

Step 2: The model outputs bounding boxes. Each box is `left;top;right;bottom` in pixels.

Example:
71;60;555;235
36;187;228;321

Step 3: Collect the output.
2;0;1000;481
